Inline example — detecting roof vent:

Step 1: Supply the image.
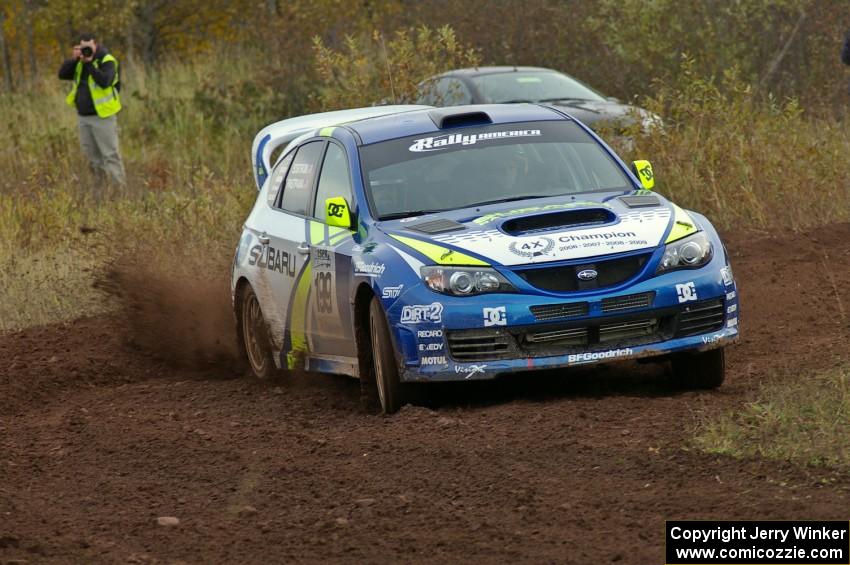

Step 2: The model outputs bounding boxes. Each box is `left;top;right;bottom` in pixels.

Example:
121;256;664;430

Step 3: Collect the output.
429;109;493;129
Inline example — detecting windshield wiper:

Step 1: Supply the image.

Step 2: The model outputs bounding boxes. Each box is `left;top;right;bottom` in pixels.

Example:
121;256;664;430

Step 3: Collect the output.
471;194;556;208
498;99;535;104
379;209;448;221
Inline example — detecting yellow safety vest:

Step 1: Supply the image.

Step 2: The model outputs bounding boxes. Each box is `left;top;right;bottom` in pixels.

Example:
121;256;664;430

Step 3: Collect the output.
66;54;122;118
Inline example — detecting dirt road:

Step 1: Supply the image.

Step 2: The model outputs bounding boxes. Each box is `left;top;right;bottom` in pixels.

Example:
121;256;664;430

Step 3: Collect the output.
2;226;850;564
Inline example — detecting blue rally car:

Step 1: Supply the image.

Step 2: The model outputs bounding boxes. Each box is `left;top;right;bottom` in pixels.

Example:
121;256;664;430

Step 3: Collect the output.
232;104;739;413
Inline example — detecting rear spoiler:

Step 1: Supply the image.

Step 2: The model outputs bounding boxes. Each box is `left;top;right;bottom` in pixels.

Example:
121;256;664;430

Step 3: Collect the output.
251;105;432;190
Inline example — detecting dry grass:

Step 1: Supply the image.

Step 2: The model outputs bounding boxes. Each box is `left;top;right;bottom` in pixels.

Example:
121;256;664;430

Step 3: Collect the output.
695;367;850;469
2;55;850;330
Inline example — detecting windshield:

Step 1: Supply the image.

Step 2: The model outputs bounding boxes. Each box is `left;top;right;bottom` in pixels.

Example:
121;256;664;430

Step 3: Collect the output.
472;71;606;104
359;120;632;220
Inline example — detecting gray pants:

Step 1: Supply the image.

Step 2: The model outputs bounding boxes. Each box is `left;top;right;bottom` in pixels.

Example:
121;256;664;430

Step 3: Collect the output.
78;114;126;187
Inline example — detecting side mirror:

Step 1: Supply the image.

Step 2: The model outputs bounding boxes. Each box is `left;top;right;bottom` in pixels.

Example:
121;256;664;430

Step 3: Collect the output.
325;196;353;229
631;160;655;190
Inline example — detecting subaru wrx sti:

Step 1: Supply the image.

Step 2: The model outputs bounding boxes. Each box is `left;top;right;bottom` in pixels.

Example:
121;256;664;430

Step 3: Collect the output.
232;104;738;413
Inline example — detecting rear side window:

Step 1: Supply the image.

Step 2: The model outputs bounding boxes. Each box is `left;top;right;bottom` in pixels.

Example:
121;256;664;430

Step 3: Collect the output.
279;141;324;215
268;151;295;206
313;143;352;222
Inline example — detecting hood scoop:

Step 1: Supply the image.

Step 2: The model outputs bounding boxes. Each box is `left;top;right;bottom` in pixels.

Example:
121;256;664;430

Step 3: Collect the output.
501;208;615;236
406;218;466;234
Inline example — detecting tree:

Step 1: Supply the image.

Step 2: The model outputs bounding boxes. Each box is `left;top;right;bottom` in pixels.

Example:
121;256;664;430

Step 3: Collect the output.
0;8;13;92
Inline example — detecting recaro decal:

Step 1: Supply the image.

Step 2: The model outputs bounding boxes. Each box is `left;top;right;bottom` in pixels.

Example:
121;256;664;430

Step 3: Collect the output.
409;130;541;152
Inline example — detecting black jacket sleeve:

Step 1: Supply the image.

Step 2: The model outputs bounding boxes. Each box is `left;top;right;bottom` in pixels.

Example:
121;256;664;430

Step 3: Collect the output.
87;60;116;88
58;59;77;80
842;31;850;65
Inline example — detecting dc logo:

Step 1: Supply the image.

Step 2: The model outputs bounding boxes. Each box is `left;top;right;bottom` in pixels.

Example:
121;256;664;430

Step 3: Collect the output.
639;165;653;182
327;203;345;218
676;282;698;303
483;306;507;327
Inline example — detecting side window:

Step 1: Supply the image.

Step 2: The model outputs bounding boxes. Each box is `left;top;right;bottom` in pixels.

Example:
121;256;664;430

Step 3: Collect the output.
279;141;324;215
267;150;295;206
314;143;352;222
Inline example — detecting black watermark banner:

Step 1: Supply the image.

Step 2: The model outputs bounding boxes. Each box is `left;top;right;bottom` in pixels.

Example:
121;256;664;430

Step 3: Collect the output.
666;521;850;564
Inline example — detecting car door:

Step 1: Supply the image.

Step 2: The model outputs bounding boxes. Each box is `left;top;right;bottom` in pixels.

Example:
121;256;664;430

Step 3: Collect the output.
262;139;325;367
305;141;357;358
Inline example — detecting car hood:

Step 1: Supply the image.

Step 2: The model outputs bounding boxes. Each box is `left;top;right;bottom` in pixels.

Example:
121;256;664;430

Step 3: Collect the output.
549;99;647;128
379;192;687;267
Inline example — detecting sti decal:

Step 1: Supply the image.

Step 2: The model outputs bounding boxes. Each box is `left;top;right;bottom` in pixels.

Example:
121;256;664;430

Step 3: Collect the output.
248;245;296;277
382;284;404;299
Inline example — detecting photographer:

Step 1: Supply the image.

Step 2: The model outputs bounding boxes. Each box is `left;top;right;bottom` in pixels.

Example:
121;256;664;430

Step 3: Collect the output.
58;32;126;188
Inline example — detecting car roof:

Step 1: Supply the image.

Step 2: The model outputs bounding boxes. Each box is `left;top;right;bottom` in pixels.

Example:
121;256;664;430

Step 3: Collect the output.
346;103;568;145
438;66;557;77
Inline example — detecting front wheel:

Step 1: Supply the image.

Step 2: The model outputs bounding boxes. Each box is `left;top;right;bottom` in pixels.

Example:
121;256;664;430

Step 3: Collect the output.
671;348;725;390
368;296;408;414
238;285;279;379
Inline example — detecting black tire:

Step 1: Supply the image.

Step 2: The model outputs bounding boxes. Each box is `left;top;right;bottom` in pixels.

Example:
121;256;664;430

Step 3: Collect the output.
368;296;408;414
671;347;725;390
237;284;279;379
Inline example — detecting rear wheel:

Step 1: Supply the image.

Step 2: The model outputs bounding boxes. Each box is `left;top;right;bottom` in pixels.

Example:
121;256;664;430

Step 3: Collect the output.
368;296;408;414
671;348;725;390
238;285;278;379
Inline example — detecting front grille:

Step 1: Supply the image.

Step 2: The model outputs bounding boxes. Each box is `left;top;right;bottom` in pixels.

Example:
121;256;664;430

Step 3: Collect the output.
601;291;655;313
599;318;657;343
446;298;726;362
525;326;588;344
446;331;511;361
675;300;724;336
530;302;589;321
514;253;649;292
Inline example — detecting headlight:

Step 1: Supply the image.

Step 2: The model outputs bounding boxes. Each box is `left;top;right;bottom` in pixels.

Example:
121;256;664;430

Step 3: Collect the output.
421;266;516;296
656;232;713;274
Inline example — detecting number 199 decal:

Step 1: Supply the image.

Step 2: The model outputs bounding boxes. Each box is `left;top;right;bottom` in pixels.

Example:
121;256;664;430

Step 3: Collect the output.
315;271;334;314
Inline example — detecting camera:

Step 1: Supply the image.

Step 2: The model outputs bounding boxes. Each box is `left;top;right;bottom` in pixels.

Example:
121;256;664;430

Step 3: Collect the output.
80;46;93;57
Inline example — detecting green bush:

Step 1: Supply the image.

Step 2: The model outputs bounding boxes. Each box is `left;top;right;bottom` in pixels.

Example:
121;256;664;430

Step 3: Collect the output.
619;56;850;230
311;25;480;110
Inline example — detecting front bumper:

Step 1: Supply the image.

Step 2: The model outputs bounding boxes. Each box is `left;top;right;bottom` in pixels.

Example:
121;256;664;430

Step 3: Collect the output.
389;262;739;382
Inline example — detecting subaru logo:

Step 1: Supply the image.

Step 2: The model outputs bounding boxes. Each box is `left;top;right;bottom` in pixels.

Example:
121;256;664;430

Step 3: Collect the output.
577;269;598;281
